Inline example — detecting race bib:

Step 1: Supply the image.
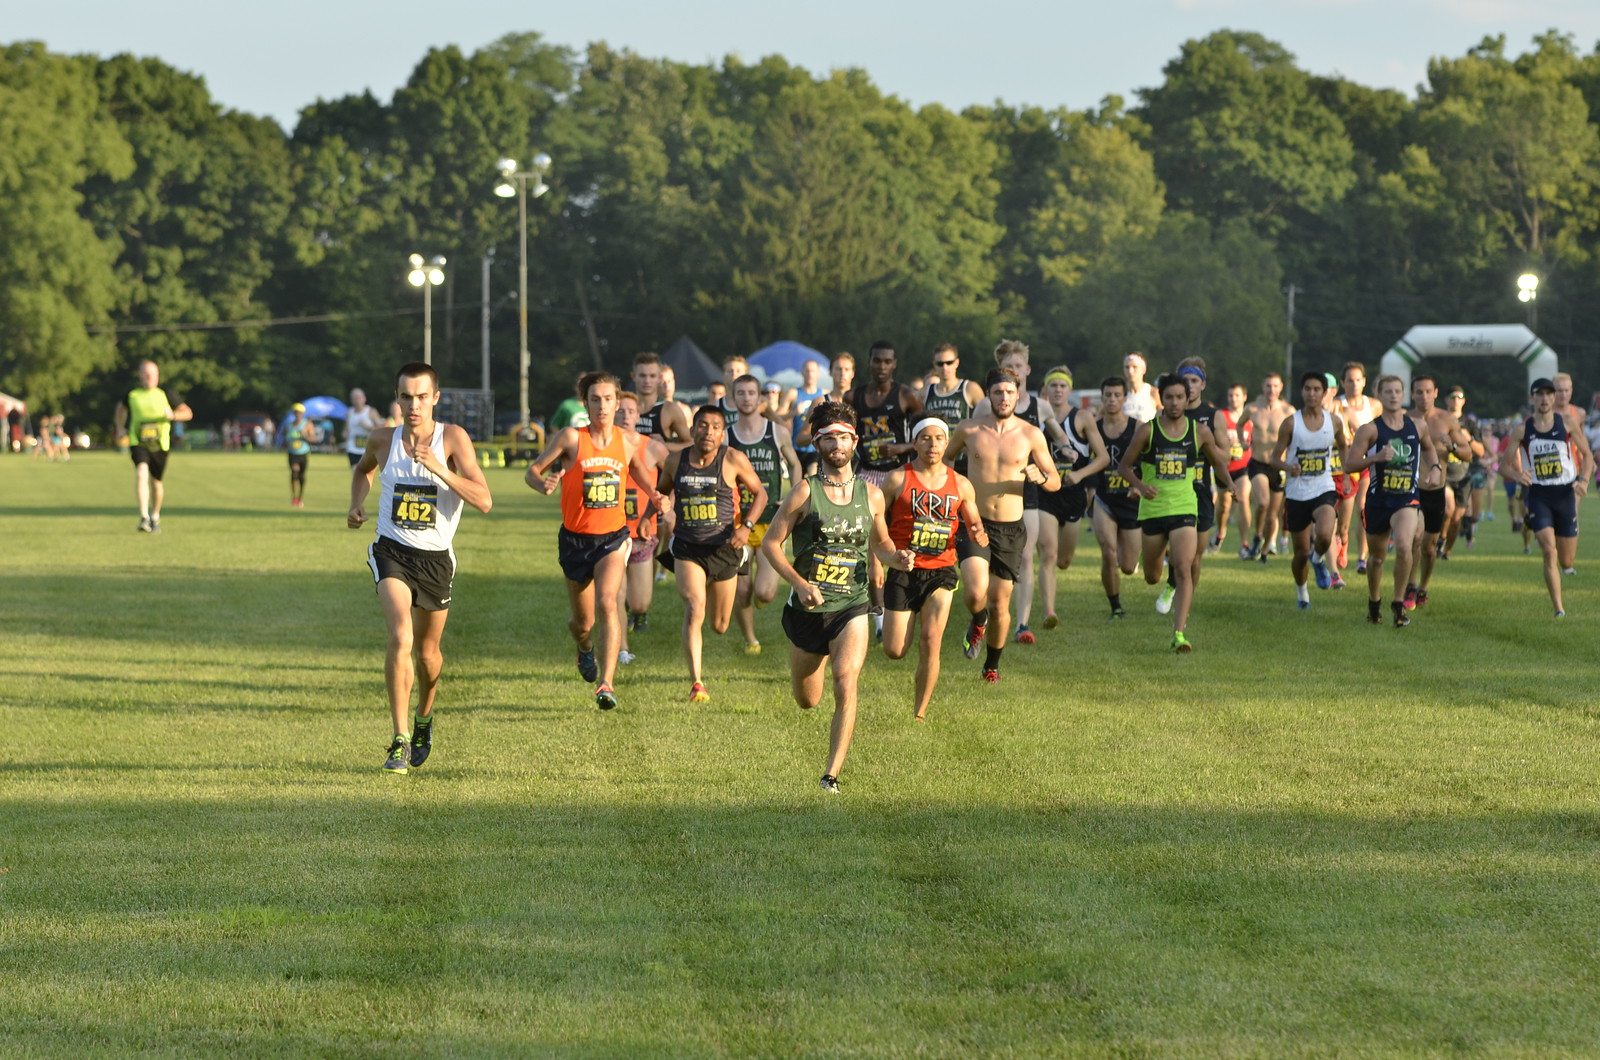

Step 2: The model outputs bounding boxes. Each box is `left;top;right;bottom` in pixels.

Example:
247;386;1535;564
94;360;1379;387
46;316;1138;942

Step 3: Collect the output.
811;546;859;592
1229;443;1243;461
1105;470;1130;491
1298;450;1328;476
1534;453;1564;480
1155;453;1186;480
864;438;886;464
582;469;620;510
680;491;719;529
391;484;437;530
138;423;164;450
1330;448;1343;474
1381;465;1414;493
624;489;639;521
908;516;954;557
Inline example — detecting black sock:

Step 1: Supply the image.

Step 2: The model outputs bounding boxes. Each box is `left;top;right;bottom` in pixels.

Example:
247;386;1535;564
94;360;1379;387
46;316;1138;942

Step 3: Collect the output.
971;608;989;627
984;645;1004;670
1368;599;1381;618
1108;593;1121;611
1166;563;1177;589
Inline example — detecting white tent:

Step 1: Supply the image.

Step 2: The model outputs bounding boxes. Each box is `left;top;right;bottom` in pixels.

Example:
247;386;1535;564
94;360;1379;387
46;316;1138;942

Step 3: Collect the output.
0;392;26;419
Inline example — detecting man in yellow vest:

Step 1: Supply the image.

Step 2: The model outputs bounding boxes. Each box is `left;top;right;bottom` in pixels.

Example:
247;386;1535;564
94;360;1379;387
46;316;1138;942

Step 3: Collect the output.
114;360;193;533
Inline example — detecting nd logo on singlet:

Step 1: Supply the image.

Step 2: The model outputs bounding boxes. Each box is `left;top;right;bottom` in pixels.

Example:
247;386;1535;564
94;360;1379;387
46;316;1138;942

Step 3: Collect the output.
1387;438;1413;466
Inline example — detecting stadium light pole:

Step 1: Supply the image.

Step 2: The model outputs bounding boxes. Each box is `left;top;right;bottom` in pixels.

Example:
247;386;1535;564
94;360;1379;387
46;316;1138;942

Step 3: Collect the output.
1517;272;1539;331
407;254;447;364
494;152;553;428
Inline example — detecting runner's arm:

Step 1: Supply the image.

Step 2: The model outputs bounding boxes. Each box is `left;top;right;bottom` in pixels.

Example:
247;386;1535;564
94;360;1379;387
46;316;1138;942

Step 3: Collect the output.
1027;427;1063;492
867;483;915;571
348;428;391;528
1342;423;1383;474
958;475;988;548
761;479;823;609
1419;430;1442;490
1118;422;1155;498
627;433;667;513
423;425;493;514
1200;423;1247;510
1267;416;1296;475
941;424;968;467
775;425;803;490
526;428;576;494
1572;427;1595;498
726;450;767;550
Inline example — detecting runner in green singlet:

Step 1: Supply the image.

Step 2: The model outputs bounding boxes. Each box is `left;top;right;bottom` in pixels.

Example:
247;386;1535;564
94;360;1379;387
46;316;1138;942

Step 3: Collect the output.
729;373;803;653
762;400;915;794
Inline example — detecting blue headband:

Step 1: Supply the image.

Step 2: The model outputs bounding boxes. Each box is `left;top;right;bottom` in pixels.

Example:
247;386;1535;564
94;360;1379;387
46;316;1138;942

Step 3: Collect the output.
1177;365;1206;382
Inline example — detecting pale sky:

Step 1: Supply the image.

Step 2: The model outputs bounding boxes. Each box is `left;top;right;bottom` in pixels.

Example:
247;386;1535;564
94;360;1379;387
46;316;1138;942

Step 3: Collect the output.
9;0;1600;131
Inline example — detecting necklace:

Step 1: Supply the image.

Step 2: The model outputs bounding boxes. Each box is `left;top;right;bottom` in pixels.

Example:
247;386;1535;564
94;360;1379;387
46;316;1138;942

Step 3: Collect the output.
817;469;855;488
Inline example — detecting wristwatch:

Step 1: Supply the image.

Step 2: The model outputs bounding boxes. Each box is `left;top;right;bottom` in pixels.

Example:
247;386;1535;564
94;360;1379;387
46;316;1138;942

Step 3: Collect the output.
741;519;755;530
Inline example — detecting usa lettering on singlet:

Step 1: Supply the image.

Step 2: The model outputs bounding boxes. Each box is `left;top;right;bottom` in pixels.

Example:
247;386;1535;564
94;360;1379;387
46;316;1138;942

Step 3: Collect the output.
1285;410;1336;501
1523;416;1578;486
377;424;465;552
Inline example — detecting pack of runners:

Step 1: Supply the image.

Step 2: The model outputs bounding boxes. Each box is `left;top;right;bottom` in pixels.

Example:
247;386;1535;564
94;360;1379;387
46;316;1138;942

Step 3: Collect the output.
345;349;1589;790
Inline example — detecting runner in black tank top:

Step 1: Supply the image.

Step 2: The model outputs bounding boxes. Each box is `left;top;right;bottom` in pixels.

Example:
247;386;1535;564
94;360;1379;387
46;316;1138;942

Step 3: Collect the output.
1343;376;1436;628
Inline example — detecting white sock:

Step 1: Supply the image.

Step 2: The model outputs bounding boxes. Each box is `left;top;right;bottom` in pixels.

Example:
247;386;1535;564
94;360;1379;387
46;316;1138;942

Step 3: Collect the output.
1297;584;1310;603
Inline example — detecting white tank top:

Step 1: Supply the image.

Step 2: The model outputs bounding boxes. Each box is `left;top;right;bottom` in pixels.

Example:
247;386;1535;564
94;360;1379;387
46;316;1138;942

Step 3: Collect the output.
1285;410;1336;501
1123;385;1157;423
1338;394;1375;429
376;423;463;552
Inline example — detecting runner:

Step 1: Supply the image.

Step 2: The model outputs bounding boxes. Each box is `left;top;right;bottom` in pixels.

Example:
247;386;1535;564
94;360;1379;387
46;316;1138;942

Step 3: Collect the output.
528;371;663;710
845;340;922;487
1439;385;1483;556
716;355;749;425
658;406;767;701
344;388;383;467
1500;378;1594;616
728;374;803;654
1343;374;1439;628
880;417;987;721
944;368;1060;682
616;391;669;651
349;362;494;773
658;365;693;425
1212;383;1254;556
1336;362;1382;572
1121;351;1158;423
284;403;322;508
1036;365;1110;628
783;356;829;477
1092;376;1143;619
1117;374;1244;651
113;360;194;533
1267;372;1349;609
920;343;985;432
1153;360;1220;616
760;401;916;793
631;351;692;444
1245;372;1294;561
1407;374;1473;609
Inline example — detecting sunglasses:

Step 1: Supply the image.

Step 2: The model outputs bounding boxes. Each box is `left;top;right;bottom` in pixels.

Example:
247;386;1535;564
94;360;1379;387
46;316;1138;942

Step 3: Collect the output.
933;359;956;367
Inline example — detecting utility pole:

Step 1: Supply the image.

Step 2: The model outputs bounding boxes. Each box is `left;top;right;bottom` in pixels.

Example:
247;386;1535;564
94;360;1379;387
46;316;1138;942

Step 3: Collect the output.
1284;283;1297;382
481;249;493;394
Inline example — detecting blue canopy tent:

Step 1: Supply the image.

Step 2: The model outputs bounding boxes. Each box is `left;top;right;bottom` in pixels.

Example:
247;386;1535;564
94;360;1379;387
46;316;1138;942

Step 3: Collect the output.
747;341;829;392
299;395;350;420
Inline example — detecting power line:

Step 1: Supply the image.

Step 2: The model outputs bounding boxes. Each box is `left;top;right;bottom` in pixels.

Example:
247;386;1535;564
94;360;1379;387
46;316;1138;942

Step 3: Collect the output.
88;306;424;334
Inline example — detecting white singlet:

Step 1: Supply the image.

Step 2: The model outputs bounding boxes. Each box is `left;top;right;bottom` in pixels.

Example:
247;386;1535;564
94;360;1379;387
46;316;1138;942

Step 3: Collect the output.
376;423;464;552
1123;385;1157;424
345;405;383;456
1285;410;1336;502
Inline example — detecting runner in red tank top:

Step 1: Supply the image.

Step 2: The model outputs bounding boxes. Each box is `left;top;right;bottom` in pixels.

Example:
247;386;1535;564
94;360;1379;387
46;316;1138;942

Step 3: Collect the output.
1212;383;1255;556
879;416;987;722
529;372;663;710
615;391;669;666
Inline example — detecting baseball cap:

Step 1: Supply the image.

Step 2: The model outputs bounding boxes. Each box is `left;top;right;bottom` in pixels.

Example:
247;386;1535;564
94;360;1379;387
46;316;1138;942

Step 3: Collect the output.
1530;378;1556;394
292;402;305;412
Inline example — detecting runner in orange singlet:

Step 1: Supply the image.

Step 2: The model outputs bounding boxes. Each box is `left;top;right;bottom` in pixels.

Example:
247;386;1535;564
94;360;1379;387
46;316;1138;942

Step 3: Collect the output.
529;372;663;710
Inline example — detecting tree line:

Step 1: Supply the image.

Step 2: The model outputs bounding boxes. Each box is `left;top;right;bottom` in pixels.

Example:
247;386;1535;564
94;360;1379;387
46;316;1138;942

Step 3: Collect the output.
4;28;1600;428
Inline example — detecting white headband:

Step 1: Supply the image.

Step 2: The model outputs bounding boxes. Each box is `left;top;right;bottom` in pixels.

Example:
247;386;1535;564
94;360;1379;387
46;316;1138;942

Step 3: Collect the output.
814;422;857;439
911;416;950;439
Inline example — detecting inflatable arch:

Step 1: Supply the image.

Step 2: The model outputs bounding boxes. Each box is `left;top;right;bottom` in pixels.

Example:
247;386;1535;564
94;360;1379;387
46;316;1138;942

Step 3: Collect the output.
1379;325;1557;395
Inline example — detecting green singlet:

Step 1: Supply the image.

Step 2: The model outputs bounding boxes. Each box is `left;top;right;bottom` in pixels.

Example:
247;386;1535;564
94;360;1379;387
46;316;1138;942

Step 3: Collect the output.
789;476;871;613
729;418;783;523
126;387;173;452
1137;415;1200;521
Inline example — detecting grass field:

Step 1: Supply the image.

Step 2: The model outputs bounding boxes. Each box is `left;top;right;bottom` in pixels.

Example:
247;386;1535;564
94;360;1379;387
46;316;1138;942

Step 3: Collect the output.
4;449;1600;1058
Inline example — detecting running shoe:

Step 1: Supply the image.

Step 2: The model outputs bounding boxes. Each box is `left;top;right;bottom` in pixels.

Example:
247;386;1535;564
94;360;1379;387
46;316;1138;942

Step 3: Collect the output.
1330;569;1346;591
1336;537;1348;570
577;649;598;683
626;612;638;632
596;683;617;710
1043;612;1060;630
1155;584;1175;615
1562;567;1577;576
1402;585;1417;610
1258;550;1269;564
1511;519;1523;533
963;620;986;660
1367;602;1382;625
744;642;762;655
149;515;161;533
1238;544;1256;561
1357;558;1368;575
1311;554;1331;590
1392;601;1409;628
634;613;650;631
1297;596;1310;611
819;774;840;794
410;720;432;768
138;516;152;533
1415;588;1429;608
1109;605;1125;620
1555;609;1567;618
981;668;1000;683
689;682;710;704
618;649;636;665
1015;624;1035;645
383;736;410;775
1171;631;1192;654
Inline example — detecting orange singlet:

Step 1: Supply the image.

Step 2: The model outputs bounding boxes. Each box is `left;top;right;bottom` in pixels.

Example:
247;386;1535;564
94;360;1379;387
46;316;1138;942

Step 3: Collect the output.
887;464;967;569
560;427;628;535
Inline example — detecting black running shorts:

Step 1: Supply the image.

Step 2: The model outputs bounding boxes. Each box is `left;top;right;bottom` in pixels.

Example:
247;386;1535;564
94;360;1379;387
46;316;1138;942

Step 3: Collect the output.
369;534;455;611
1038;484;1089;524
1524;484;1578;538
958;517;1027;583
1284;491;1339;533
884;565;959;613
1140;513;1197;538
1418;487;1447;534
782;602;870;656
558;526;629;584
131;445;169;481
1363;500;1418;537
671;536;742;582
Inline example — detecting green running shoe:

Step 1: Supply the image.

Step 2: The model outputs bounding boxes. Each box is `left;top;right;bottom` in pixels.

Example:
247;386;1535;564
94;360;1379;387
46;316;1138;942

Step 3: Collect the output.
1171;631;1192;654
383;736;410;775
410;720;432;768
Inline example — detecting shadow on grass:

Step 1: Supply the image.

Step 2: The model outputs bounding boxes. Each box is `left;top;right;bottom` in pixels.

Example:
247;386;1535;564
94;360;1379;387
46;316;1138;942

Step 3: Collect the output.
2;795;1599;1054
